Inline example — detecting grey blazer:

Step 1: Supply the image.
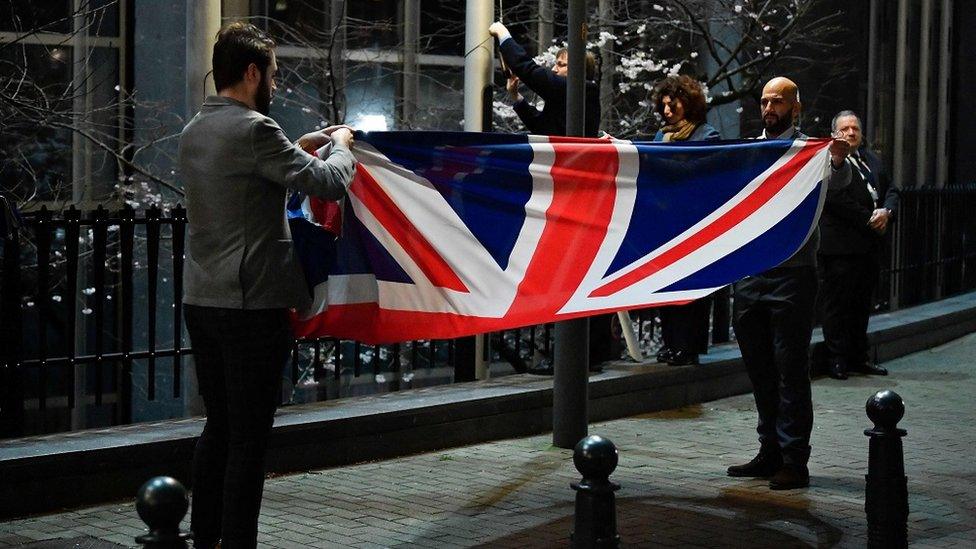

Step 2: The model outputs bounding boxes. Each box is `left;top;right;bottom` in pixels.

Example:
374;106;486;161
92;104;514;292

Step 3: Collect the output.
179;95;356;310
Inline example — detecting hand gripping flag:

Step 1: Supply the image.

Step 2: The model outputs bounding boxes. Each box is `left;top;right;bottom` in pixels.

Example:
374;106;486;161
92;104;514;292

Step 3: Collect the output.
288;131;833;344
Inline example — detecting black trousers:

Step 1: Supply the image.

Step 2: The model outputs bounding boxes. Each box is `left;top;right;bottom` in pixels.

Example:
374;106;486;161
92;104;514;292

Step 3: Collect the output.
732;266;817;466
589;313;620;364
818;253;879;369
184;305;292;549
660;295;712;354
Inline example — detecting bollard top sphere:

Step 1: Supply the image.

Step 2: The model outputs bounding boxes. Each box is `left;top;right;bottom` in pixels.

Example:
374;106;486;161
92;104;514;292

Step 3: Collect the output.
135;476;189;532
573;435;618;480
865;389;904;431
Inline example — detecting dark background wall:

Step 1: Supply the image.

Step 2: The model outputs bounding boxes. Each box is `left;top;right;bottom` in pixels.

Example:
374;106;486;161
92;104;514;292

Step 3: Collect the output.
951;1;975;185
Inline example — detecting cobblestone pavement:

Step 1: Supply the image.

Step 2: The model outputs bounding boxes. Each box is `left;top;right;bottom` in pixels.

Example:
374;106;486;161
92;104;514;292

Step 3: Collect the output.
2;334;976;548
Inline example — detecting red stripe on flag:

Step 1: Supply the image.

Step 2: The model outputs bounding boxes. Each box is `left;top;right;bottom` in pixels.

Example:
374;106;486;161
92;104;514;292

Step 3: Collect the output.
291;298;693;344
589;139;828;298
350;167;469;293
506;141;619;317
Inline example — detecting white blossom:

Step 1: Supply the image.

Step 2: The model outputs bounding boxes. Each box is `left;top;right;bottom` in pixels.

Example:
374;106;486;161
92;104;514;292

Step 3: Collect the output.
593;31;617;48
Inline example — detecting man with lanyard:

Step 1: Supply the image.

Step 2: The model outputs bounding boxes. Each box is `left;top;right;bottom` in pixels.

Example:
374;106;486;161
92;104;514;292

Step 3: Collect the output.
818;110;898;380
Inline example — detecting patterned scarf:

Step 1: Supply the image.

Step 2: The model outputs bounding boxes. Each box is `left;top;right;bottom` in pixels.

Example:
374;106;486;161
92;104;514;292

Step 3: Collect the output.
660;119;697;142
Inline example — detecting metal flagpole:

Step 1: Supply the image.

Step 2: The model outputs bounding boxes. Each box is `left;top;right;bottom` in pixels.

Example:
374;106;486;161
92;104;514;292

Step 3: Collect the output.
460;0;494;381
553;0;590;449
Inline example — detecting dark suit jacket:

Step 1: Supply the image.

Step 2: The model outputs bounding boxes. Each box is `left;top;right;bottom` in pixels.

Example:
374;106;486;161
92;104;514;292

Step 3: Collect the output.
499;38;601;137
819;147;899;256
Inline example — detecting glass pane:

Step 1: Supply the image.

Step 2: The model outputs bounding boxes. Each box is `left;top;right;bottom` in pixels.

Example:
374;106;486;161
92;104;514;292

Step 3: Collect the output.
419;1;464;56
90;0;120;37
414;66;463;131
0;44;73;203
88;47;121;201
269;56;333;139
346;0;398;49
0;0;71;34
0;43;121;205
345;61;395;130
265;0;330;47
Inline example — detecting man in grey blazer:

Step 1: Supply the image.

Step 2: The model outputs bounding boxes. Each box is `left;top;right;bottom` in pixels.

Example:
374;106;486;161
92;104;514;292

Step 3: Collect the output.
178;22;356;549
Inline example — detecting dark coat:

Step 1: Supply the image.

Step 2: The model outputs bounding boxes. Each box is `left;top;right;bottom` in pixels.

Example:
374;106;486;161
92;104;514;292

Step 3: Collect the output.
498;38;601;137
819;147;899;256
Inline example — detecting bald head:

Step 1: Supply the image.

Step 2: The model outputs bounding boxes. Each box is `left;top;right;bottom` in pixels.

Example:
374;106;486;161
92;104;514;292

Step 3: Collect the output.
763;77;799;103
760;76;801;136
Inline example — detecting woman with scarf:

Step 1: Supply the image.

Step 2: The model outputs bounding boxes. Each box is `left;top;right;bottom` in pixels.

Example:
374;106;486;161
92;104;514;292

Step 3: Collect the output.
651;75;721;365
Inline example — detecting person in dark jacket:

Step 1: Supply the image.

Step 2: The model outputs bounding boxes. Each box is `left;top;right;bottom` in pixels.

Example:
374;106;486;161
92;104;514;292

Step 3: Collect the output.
649;75;721;366
489;21;601;137
727;77;852;491
818;110;898;380
489;21;617;371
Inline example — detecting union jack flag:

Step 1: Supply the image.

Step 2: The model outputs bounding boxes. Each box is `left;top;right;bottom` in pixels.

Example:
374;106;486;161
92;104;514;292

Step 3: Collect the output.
288;131;833;344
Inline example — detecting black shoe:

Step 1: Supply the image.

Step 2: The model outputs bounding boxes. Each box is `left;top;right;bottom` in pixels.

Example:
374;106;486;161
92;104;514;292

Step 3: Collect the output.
727;451;783;478
655;346;673;363
828;363;848;380
667;350;699;366
526;358;554;376
769;464;810;490
855;362;888;376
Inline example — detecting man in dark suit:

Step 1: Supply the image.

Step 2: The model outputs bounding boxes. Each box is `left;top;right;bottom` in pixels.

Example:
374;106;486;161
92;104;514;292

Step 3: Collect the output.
818;110;898;380
727;77;852;490
489;22;601;137
488;21;616;371
179;22;356;548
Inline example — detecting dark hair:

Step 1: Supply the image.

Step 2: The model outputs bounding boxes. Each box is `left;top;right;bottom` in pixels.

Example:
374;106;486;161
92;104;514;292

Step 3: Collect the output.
651;75;708;125
555;48;598;80
831;109;862;131
212;22;276;92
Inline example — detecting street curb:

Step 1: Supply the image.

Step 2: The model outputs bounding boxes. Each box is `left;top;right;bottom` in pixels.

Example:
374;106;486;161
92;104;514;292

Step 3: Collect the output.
2;291;975;518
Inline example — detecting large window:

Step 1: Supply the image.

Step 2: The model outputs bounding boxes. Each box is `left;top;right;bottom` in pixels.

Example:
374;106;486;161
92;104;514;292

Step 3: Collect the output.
0;0;127;207
261;0;465;132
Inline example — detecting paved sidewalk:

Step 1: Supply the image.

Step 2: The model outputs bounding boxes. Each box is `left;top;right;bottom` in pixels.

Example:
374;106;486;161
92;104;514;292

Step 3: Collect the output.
3;334;976;548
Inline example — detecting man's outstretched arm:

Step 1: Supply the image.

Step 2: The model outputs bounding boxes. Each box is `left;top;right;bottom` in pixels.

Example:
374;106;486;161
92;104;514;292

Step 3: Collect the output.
489;22;562;101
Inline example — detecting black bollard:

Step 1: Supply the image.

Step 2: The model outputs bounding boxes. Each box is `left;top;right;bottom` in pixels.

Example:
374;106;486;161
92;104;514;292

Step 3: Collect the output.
135;476;193;548
570;435;621;548
864;390;908;549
